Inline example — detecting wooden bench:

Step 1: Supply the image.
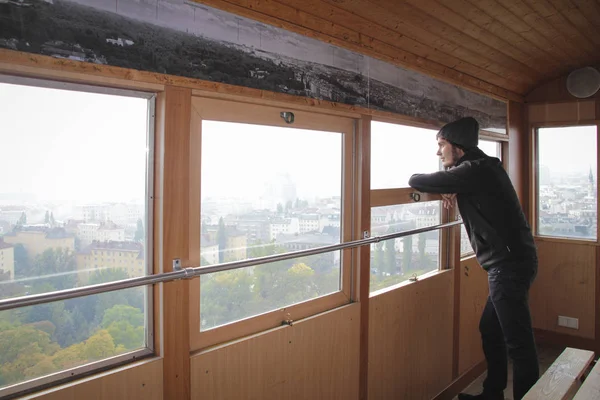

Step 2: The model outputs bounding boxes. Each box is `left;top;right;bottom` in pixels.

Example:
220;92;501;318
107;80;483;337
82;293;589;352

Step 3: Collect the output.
573;358;600;400
523;347;594;400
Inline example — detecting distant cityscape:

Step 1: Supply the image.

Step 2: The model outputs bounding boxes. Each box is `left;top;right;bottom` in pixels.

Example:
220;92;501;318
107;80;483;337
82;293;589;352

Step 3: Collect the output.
458;166;598;256
538;166;597;239
0;198;146;285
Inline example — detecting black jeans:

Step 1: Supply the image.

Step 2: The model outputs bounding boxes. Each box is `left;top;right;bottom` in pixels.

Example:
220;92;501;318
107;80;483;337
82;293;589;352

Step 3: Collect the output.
480;260;539;400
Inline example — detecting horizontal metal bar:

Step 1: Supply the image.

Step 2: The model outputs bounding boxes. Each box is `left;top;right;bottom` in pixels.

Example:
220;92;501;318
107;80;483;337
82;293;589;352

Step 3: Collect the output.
0;220;461;312
186;220;462;277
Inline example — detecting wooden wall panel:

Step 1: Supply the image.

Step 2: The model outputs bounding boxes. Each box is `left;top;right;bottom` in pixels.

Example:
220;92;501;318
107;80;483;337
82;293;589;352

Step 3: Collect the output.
24;359;163;400
530;240;596;339
526;72;600;104
368;271;454;400
528;100;597;124
190;304;360;400
458;256;488;375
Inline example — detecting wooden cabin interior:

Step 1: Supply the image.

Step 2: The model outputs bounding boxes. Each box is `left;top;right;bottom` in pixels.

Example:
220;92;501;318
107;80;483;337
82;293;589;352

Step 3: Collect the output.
0;0;599;399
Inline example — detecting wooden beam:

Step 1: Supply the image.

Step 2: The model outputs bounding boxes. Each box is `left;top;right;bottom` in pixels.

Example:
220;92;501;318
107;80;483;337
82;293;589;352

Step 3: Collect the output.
157;86;192;400
432;360;487;400
193;0;524;101
523;347;594;400
573;356;600;400
371;188;442;208
357;116;371;400
508;101;528;210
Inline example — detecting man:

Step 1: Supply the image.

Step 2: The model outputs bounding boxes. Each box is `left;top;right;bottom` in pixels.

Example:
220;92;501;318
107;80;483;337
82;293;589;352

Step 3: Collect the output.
408;117;539;400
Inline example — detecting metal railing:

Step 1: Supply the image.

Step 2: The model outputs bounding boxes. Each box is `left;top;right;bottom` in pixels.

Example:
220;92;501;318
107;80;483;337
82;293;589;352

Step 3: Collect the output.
0;220;462;312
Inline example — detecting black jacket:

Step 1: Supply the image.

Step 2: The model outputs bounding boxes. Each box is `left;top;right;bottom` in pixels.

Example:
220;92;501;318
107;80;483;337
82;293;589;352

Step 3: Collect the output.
408;148;537;270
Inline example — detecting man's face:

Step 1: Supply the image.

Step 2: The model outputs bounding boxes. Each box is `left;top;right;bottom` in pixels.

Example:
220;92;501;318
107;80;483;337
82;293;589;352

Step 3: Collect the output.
436;137;463;168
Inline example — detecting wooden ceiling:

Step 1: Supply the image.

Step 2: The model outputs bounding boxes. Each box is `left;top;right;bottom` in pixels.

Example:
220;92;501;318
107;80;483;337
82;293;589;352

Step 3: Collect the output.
197;0;600;102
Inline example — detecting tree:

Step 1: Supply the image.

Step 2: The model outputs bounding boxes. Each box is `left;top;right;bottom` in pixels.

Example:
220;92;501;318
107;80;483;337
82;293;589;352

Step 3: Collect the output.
44;211;50;224
101;305;145;350
13;244;31;278
134;218;144;242
32;248;77;291
384;240;396;275
418;233;428;266
18;212;27;225
82;329;116;361
200;270;254;329
402;236;413;273
277;203;283;214
50;212;56;227
216;217;228;263
372;242;384;275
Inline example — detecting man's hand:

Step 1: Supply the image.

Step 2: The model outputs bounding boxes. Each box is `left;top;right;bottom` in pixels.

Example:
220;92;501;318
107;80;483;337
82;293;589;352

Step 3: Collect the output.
441;193;456;210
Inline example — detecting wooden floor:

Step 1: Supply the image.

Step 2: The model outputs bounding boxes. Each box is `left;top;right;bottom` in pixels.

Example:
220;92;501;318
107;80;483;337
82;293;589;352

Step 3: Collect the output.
454;345;570;400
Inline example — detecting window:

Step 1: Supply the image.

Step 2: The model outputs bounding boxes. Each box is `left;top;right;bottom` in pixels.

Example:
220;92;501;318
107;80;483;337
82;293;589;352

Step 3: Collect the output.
370;121;446;293
0;76;154;397
370;202;441;293
191;97;354;348
371;121;440;189
536;126;597;240
460;139;503;256
200;121;343;330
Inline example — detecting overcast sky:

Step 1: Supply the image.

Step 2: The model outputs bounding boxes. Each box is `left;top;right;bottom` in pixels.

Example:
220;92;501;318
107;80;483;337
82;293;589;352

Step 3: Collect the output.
537;126;597;177
0;81;588;205
0;81;148;204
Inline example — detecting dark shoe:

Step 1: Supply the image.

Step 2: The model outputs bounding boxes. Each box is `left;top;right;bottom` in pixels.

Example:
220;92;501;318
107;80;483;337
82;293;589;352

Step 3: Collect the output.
458;393;503;400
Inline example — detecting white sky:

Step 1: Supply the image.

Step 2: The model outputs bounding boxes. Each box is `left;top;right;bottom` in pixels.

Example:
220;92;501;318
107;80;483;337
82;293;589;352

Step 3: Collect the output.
371;121;501;189
201;121;342;200
538;126;597;176
0;82;149;204
2;82;578;206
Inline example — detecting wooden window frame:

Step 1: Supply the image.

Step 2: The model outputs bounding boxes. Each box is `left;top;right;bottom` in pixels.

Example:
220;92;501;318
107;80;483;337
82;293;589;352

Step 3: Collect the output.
0;73;157;399
368;118;456;297
530;122;600;246
188;96;357;351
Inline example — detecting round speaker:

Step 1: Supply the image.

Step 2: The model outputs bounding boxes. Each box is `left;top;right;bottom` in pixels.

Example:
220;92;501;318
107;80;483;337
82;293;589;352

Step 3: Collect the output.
566;67;600;98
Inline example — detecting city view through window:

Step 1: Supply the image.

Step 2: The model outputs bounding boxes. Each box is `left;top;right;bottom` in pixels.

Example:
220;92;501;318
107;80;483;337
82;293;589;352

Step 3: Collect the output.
370;122;443;292
199;121;343;330
0;81;151;391
537;126;597;240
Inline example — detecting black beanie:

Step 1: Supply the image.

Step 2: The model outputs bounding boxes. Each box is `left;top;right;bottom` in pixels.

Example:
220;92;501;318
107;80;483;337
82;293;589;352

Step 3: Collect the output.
436;117;479;149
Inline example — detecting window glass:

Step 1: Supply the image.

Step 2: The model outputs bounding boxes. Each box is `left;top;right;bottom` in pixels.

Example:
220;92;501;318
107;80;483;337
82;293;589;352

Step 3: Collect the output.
200;121;343;330
370;202;441;293
0;80;152;394
537;126;597;240
371;121;440;189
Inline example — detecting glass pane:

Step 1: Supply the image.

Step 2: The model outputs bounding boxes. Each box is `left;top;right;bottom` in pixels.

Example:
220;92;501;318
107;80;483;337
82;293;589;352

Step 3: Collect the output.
371;121;440;189
0;81;150;390
370;202;441;293
479;140;501;159
200;121;342;330
537;126;597;240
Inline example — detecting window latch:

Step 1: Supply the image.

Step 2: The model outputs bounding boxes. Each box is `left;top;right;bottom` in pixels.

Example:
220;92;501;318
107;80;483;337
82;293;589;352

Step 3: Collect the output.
410;192;421;202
